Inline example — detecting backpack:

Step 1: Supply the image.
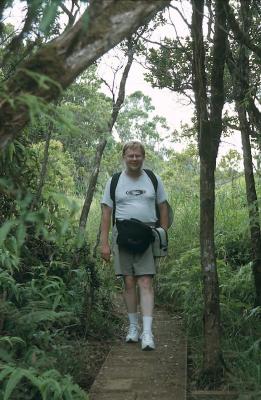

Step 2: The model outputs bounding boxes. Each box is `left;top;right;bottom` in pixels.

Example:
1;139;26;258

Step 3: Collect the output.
110;169;173;227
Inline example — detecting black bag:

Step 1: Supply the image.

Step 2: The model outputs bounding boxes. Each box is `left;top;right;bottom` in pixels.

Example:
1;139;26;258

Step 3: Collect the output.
116;219;154;254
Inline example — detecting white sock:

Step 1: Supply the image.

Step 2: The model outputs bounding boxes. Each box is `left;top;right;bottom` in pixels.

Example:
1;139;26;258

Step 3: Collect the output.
143;316;153;333
128;313;138;326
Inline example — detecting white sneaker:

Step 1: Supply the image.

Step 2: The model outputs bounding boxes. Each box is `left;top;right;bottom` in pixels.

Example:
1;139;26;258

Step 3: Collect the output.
141;331;155;351
126;324;139;343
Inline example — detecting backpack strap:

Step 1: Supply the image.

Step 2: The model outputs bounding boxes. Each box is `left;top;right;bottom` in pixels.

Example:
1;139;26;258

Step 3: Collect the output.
144;169;160;225
110;172;122;225
143;169;158;192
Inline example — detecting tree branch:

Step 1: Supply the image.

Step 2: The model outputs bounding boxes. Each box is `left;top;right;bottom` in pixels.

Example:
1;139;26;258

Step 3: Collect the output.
169;4;191;29
210;1;227;118
110;38;135;129
206;0;214;41
167;8;193;63
210;0;227;157
191;0;208;128
0;0;170;148
223;0;261;58
140;36;173;50
226;42;261;134
60;0;81;30
3;1;42;61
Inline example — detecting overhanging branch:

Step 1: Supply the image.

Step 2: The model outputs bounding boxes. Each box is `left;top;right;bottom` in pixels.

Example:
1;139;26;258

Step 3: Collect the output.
0;0;170;148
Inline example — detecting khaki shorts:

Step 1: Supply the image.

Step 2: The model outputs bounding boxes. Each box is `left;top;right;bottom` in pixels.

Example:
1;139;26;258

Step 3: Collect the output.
112;225;156;276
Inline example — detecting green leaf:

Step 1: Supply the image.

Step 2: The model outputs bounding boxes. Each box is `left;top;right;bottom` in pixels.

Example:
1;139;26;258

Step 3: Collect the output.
4;368;25;400
18;310;72;325
0;221;15;245
23;369;41;391
0;366;13;382
16;224;26;246
0;336;25;347
0;348;14;363
52;294;62;310
39;2;60;34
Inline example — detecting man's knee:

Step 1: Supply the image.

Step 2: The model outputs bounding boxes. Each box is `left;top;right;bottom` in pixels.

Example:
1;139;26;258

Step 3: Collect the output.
137;275;153;291
124;275;136;291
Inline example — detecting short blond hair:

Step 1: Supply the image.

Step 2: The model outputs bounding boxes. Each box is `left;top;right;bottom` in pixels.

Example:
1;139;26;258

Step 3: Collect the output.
122;141;145;157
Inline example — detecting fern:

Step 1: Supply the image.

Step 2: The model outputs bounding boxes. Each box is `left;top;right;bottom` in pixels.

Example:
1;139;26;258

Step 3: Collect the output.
4;368;26;400
0;364;89;400
17;309;73;325
0;336;25;347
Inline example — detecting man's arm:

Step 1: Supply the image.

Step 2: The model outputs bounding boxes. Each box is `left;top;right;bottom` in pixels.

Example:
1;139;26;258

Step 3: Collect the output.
100;204;112;262
158;201;169;231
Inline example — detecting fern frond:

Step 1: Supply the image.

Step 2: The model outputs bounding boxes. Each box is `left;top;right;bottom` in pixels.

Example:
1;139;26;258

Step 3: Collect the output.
0;336;25;347
3;367;26;400
17;309;73;325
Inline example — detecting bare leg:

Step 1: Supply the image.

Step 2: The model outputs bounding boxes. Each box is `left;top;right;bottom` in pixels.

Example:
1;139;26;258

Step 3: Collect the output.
123;276;140;342
137;275;154;317
123;275;137;313
137;275;155;349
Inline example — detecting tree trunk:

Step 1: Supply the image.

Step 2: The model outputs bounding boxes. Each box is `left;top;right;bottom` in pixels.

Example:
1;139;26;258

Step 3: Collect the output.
192;0;227;386
200;146;222;383
0;0;170;148
227;0;261;306
237;103;261;306
79;138;107;230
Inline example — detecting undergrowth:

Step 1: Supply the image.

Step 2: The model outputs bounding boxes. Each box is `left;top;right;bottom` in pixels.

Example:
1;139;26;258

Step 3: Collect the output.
155;176;261;397
0;187;119;400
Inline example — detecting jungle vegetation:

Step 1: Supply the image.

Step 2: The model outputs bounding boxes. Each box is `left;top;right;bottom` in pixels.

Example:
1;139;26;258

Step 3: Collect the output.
0;1;260;398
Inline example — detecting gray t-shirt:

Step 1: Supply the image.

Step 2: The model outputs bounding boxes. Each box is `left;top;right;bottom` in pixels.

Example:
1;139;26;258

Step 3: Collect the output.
101;170;167;222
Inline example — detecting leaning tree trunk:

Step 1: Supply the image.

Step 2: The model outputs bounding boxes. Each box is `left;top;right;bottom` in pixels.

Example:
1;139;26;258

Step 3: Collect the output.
79;37;135;231
0;0;170;148
192;0;227;387
79;138;107;230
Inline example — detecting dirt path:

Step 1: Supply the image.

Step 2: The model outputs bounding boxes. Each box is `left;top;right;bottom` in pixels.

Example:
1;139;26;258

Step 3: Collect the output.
89;308;187;400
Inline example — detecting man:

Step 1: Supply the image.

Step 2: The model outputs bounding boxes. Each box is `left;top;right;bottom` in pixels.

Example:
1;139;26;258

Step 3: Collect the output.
100;141;168;350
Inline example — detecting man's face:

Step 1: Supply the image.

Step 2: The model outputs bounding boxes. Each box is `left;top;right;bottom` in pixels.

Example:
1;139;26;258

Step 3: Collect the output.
124;147;144;172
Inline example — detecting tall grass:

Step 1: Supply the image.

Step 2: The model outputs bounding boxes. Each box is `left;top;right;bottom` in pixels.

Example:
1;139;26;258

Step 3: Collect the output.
156;171;261;395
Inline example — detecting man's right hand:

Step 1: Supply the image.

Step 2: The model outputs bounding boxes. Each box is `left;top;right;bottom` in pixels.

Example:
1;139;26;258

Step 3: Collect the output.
101;243;111;262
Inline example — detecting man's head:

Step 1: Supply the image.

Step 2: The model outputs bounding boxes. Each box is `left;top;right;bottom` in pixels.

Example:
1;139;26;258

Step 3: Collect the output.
122;141;145;174
122;141;145;158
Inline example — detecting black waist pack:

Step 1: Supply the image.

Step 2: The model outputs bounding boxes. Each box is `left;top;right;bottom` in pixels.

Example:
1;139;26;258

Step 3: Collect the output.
116;219;155;254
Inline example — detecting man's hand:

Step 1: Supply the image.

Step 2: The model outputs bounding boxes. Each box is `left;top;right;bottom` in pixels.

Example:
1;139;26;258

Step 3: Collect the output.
101;243;111;262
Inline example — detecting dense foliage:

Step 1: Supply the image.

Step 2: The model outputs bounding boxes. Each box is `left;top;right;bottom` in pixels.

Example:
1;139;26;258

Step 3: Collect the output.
155;159;261;397
1;0;260;398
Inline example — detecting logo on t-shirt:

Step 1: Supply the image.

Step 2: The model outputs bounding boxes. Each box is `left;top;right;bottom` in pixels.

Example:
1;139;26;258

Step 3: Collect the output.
126;190;146;196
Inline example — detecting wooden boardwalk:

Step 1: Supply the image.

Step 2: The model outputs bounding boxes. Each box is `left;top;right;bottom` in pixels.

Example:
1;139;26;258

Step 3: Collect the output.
90;309;187;400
